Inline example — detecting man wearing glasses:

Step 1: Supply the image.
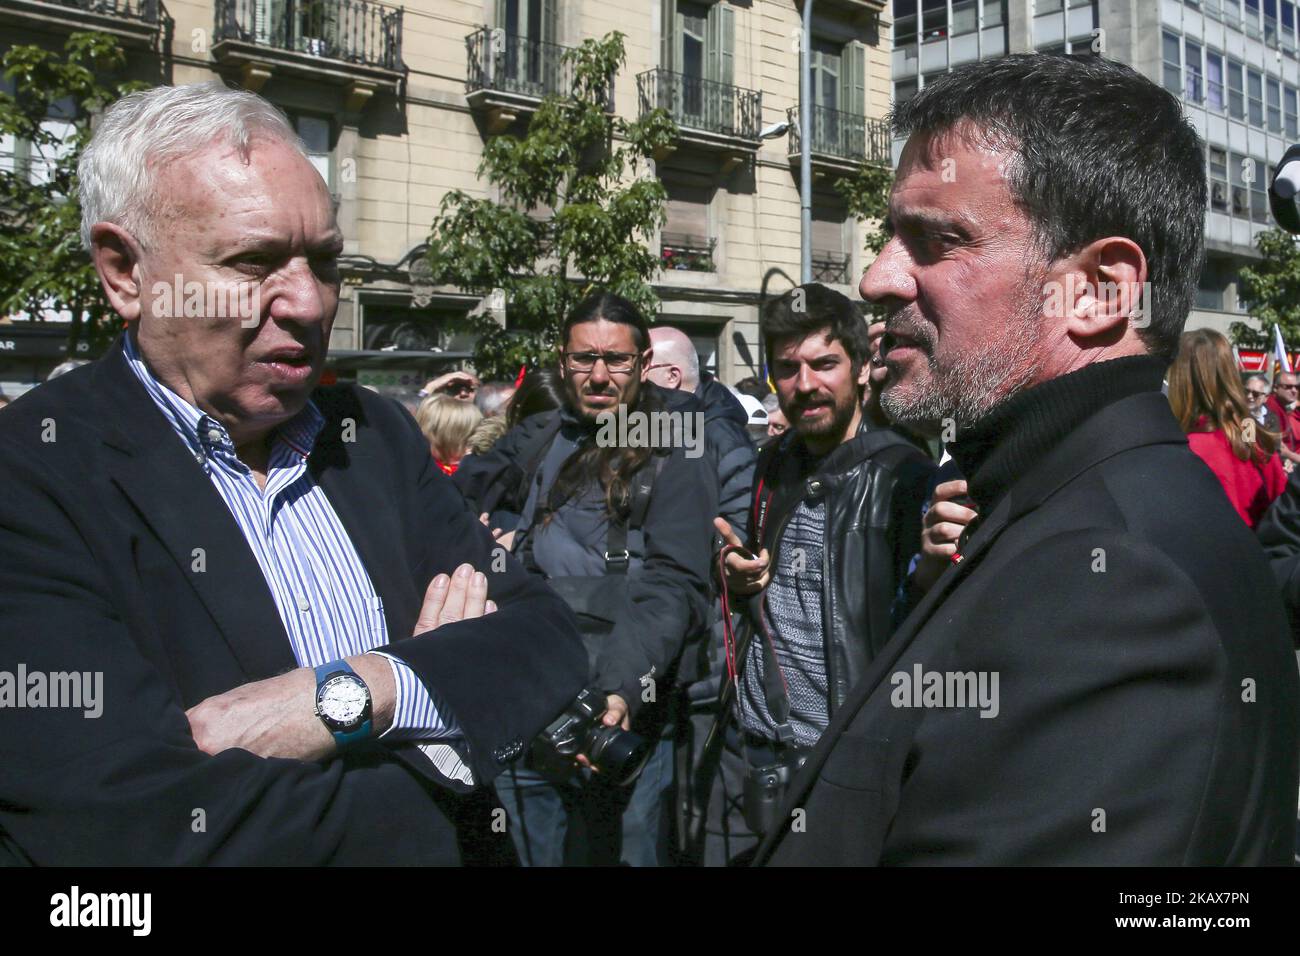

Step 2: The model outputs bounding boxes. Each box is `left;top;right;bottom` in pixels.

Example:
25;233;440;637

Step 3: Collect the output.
1266;372;1300;470
454;292;717;866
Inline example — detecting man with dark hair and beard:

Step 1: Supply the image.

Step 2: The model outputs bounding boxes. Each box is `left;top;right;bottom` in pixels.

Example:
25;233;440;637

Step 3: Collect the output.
755;54;1298;867
703;283;933;864
453;291;717;866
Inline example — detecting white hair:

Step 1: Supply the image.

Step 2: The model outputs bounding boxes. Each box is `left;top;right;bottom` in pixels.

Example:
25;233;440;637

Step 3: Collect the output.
78;82;308;251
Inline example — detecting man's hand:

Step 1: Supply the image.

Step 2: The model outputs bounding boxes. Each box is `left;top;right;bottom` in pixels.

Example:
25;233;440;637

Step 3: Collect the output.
575;694;630;771
478;512;517;551
913;479;978;594
867;319;889;390
413;562;497;634
186;653;396;761
421;372;480;401
187;563;498;760
714;516;771;595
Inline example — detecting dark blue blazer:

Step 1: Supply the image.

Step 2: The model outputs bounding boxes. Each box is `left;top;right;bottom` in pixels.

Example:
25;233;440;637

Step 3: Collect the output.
0;339;586;865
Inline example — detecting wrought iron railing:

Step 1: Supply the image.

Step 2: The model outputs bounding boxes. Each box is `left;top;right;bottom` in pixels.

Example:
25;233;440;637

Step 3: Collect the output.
636;68;761;141
787;106;890;165
30;0;161;22
214;0;403;71
811;251;850;285
660;232;715;272
465;26;572;100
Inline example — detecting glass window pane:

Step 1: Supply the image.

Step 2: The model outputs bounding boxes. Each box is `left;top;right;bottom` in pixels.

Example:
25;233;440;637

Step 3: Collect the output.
952;0;978;34
1185;40;1203;101
984;0;1006;27
1207;52;1225;110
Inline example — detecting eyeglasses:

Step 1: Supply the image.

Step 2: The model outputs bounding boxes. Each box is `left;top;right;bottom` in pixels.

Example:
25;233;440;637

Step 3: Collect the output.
563;351;639;373
1247;389;1269;398
1280;384;1299;391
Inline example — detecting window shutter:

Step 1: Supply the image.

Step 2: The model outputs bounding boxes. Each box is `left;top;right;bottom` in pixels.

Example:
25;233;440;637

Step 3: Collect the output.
662;0;677;71
843;40;865;117
705;3;733;84
541;0;556;46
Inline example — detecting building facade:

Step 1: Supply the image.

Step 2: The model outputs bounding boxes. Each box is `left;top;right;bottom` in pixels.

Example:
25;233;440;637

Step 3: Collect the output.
0;0;894;395
891;0;1293;342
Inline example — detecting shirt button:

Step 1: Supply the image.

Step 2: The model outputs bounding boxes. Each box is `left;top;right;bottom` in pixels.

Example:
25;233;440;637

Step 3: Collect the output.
207;428;223;443
298;599;311;612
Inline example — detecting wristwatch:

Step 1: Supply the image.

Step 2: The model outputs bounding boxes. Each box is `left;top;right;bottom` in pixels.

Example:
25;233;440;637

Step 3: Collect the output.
313;661;373;749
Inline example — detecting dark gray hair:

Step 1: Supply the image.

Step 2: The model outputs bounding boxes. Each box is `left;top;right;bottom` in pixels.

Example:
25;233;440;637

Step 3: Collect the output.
892;54;1206;362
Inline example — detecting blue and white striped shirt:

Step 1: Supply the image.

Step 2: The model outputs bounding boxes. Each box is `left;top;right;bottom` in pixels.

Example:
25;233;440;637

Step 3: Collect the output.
123;332;456;745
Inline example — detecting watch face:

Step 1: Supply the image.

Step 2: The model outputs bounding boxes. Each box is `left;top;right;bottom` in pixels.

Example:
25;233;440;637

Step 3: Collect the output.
319;675;368;726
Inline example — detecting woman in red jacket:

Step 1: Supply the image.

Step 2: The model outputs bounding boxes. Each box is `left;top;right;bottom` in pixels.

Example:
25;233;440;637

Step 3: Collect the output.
1168;329;1287;528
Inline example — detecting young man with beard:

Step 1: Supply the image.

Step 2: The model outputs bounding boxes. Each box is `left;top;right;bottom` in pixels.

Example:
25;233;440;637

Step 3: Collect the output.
703;283;933;864
755;54;1298;867
453;292;716;866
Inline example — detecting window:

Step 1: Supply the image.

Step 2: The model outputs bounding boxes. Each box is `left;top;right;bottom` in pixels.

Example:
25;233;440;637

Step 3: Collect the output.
1252;158;1269;223
922;0;948;41
1248;68;1264;125
952;0;978;35
1230;152;1250;217
1246;0;1262;38
1204;0;1223;18
1037;0;1064;11
1285;1;1297;49
662;175;714;272
1287;84;1298;136
811;39;841;113
1163;31;1182;95
1224;0;1242;23
894;78;919;105
1268;77;1283;131
294;115;332;187
984;0;1006;27
1209;146;1229;213
895;0;917;45
1207;51;1225;110
1185;39;1203;102
1228;58;1245;118
0;88;77;189
1248;159;1268;223
1266;0;1279;43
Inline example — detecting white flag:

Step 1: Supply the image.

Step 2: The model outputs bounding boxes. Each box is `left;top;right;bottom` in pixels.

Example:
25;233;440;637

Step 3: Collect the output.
1275;324;1292;375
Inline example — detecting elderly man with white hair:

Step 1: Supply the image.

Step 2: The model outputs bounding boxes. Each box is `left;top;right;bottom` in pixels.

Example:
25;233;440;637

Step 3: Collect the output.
0;83;585;865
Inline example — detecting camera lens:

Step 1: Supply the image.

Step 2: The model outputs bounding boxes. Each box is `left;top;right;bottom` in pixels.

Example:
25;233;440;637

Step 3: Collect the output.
585;725;653;787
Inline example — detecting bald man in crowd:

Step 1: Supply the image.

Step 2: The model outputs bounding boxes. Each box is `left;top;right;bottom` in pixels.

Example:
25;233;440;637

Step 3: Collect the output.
644;327;755;539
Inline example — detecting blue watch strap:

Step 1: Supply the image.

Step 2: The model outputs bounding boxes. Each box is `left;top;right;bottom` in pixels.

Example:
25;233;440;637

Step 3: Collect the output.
314;660;373;747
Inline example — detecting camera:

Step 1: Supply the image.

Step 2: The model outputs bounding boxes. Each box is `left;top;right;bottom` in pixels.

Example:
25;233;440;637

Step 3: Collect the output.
531;687;653;787
742;755;806;835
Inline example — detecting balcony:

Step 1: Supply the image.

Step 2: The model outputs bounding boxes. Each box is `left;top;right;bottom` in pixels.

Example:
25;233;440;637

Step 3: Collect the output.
660;232;715;273
0;0;163;48
466;27;586;133
787;105;890;178
636;68;761;170
212;0;404;112
811;250;850;285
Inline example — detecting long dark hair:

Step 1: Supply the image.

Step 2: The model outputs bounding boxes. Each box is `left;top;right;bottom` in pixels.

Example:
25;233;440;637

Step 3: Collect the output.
505;367;564;429
545;291;665;523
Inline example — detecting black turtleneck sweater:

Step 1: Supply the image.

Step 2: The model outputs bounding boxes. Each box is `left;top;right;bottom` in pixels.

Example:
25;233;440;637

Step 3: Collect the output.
948;355;1168;512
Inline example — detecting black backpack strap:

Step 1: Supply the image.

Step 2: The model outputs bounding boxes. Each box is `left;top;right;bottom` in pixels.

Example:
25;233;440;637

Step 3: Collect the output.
513;413;564;505
604;450;669;573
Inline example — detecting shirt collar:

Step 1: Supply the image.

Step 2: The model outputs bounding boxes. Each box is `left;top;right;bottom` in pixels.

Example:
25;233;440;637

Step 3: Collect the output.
122;331;324;463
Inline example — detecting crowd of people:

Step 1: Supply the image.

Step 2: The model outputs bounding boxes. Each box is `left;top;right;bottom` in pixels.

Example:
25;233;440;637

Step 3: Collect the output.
1;52;1299;867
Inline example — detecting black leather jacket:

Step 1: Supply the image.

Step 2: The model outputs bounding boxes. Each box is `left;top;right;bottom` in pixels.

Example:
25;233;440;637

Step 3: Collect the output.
740;421;935;714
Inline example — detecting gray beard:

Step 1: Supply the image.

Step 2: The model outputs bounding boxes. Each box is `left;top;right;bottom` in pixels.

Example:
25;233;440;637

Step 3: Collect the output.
880;307;1049;435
